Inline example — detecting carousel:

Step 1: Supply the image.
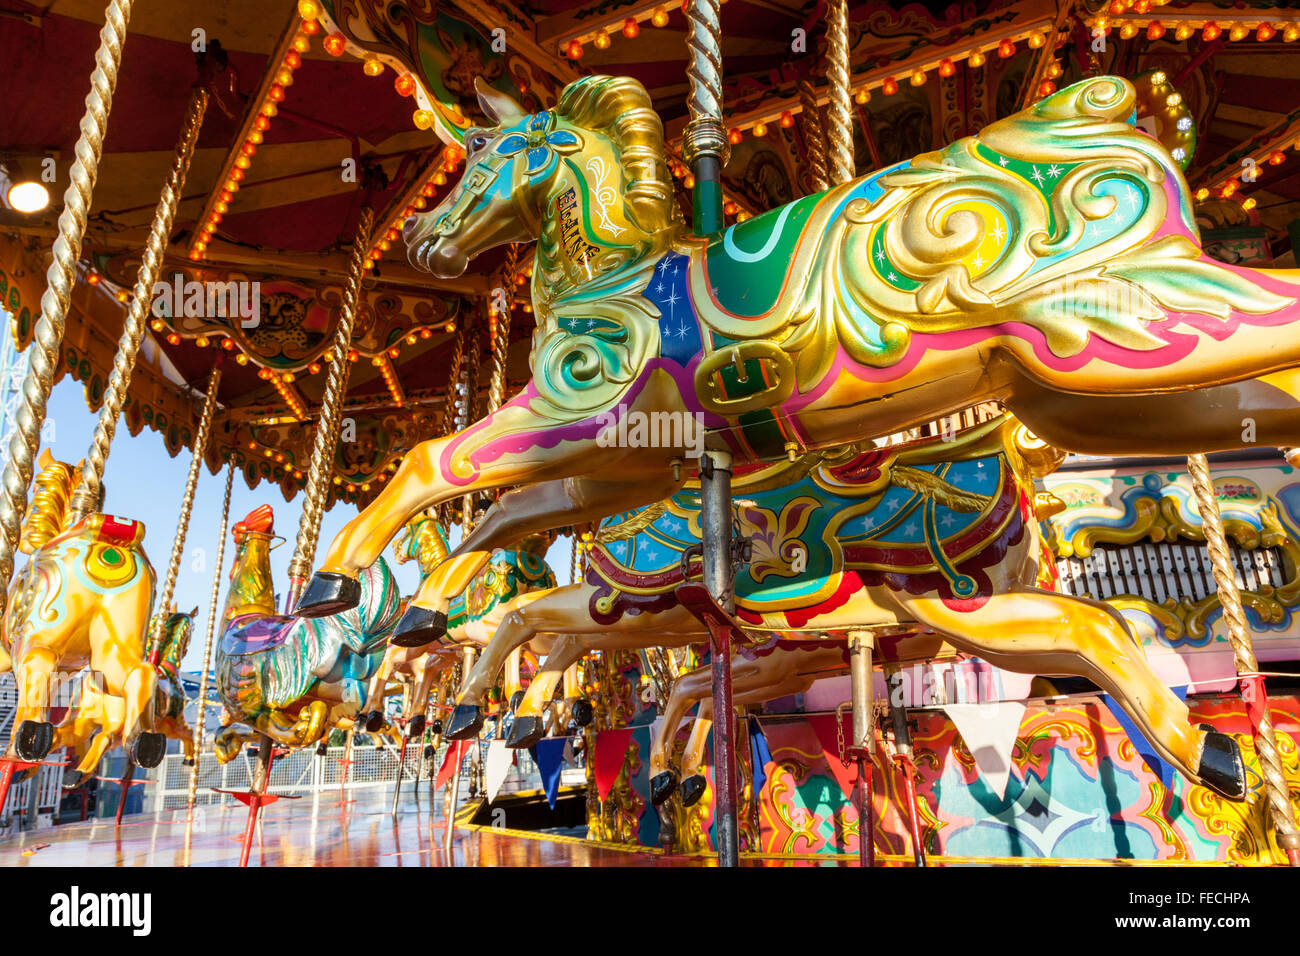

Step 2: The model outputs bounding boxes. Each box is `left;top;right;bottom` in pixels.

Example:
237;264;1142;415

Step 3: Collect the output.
0;0;1298;868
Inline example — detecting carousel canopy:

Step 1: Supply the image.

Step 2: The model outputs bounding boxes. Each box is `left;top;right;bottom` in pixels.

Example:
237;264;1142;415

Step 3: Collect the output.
1;0;1297;507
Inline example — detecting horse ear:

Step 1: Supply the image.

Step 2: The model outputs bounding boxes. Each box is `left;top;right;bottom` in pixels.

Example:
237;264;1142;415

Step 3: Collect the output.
189;606;199;618
38;449;54;470
475;76;525;127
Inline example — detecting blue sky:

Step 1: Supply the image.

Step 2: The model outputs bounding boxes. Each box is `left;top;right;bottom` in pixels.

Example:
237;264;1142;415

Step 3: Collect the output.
9;374;575;674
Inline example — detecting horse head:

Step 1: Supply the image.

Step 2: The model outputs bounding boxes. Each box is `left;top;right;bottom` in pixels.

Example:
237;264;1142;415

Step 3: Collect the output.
393;509;449;577
156;607;198;670
403;75;677;282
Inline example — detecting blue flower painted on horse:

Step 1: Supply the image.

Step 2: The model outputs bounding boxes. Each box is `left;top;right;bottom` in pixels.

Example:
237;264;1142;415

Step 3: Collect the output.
495;111;580;178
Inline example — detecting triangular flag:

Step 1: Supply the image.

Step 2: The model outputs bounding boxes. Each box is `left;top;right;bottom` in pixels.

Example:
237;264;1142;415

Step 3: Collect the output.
749;715;772;800
944;701;1026;801
594;727;635;801
484;739;514;804
531;738;568;809
1100;687;1187;789
434;740;466;793
805;713;858;798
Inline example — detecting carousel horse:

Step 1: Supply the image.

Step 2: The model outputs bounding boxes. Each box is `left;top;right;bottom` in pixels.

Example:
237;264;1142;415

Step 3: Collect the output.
443;416;1248;801
357;510;561;736
0;451;166;770
212;506;402;762
300;74;1300;663
58;607;199;789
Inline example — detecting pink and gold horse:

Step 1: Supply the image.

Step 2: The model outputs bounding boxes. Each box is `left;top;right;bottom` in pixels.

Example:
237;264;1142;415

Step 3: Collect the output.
300;73;1300;653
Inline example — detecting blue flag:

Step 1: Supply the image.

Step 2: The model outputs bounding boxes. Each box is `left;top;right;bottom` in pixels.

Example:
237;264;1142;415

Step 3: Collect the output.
530;737;568;809
749;715;772;800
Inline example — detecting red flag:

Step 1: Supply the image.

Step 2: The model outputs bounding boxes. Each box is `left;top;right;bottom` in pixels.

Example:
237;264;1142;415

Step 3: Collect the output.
594;728;635;800
1240;674;1268;734
806;714;858;799
435;740;466;793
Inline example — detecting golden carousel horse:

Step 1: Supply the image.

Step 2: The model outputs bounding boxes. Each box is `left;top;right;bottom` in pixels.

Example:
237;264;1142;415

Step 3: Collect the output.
0;451;166;770
300;73;1300;664
442;417;1247;802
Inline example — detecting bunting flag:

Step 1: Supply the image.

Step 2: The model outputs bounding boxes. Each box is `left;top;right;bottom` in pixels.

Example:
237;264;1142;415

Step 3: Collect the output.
806;713;858;798
530;738;568;809
1239;673;1269;735
594;727;635;801
484;739;515;804
1100;686;1187;789
434;739;467;793
748;715;773;800
944;701;1026;801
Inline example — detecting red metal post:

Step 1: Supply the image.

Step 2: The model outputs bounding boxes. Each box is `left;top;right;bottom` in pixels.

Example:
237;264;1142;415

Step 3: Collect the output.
857;756;874;867
114;761;135;827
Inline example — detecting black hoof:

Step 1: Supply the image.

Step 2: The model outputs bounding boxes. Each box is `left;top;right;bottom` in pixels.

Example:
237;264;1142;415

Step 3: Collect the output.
407;715;426;738
295;572;361;618
572;699;594;727
509;690;525;712
507;715;545;749
132;732;167;769
680;774;707;807
423;745;436;760
363;711;385;733
650;770;680;807
316;741;329;756
430;719;444;736
62;768;92;790
1198;725;1246;802
15;720;53;762
443;704;483;740
182;757;195;767
389;606;447;648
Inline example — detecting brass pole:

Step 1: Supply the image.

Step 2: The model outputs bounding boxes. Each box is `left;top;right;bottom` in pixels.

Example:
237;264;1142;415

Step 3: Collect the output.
438;321;467;528
486;244;519;414
825;0;855;186
683;0;729;234
0;0;135;618
186;461;235;815
459;312;482;532
1187;453;1300;864
147;360;223;664
798;79;830;194
286;206;374;609
70;85;211;520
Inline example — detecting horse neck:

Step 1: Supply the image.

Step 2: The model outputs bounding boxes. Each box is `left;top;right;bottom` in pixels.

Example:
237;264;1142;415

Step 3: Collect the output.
223;533;277;625
416;519;449;578
533;164;670;306
159;623;187;671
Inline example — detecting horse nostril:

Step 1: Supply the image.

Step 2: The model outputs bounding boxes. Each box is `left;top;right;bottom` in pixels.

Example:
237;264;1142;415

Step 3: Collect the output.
402;215;419;240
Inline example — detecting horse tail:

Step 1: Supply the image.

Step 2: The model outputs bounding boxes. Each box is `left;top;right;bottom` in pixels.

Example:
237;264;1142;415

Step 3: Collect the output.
20;456;74;554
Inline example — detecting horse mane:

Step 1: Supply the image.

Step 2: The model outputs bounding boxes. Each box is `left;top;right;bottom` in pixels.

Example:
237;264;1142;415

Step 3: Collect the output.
20;455;75;554
556;75;678;235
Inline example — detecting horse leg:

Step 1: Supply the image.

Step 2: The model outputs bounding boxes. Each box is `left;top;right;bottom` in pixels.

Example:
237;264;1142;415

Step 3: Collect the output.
649;666;711;805
507;635;580;748
902;588;1246;800
395;472;683;646
11;641;59;760
302;379;691;617
89;603;164;770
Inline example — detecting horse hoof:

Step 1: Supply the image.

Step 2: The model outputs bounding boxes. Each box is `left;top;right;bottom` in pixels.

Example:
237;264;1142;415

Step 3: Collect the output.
407;715;426;738
1198;725;1246;802
508;690;526;712
15;720;53;761
430;719;444;736
295;572;361;618
364;711;386;733
62;768;92;790
443;704;483;740
680;774;707;807
507;716;545;749
572;699;594;727
389;606;447;648
423;745;436;760
132;732;167;769
316;741;329;756
182;757;195;767
650;771;680;807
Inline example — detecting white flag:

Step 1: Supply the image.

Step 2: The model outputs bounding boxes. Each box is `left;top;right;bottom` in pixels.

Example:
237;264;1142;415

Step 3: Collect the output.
484;739;515;804
945;701;1026;801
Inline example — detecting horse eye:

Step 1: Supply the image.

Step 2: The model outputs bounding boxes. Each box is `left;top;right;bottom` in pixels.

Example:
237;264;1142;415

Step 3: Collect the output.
470;134;488;153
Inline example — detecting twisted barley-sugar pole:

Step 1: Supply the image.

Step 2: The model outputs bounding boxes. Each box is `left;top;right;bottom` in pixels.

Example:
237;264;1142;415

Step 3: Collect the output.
825;0;854;187
185;461;235;816
1186;453;1300;865
70;85;211;521
459;312;482;533
797;79;830;194
147;359;223;664
435;319;467;528
0;0;134;619
487;244;519;414
285;206;374;610
683;0;739;868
